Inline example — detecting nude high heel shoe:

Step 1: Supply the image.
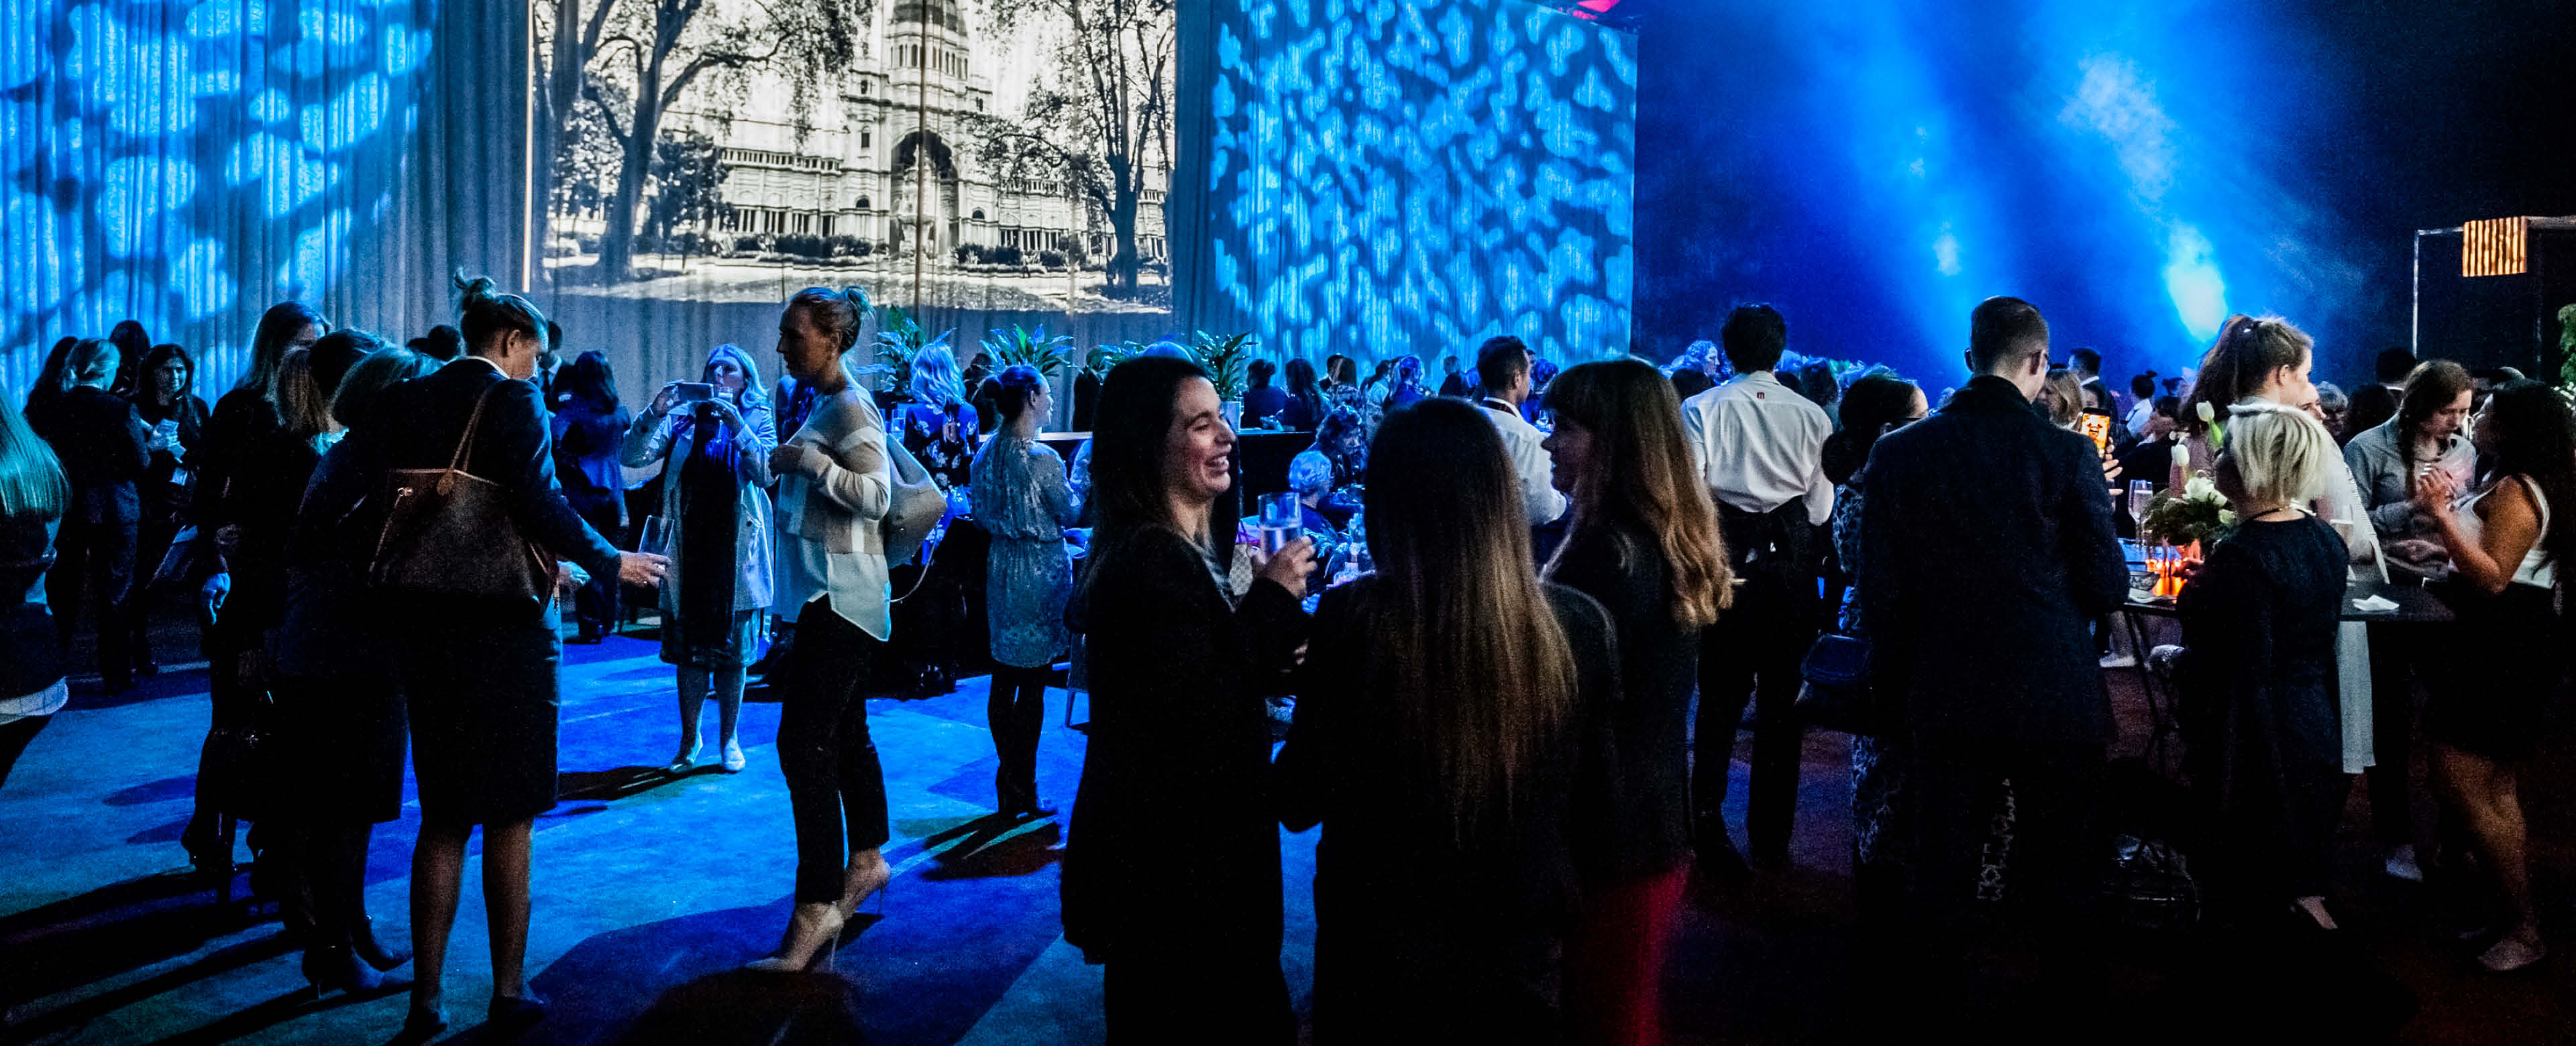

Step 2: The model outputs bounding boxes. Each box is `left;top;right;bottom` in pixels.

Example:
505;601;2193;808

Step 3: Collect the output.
746;901;846;972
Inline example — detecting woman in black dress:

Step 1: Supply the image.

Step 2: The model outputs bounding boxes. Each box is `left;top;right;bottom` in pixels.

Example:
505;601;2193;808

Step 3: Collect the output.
2172;403;2351;932
274;343;433;994
552;351;633;642
338;277;663;1038
25;338;149;691
183;300;323;875
1063;355;1315;1044
1276;398;1614;1045
2408;380;2575;973
1538;359;1735;1045
120;341;208;675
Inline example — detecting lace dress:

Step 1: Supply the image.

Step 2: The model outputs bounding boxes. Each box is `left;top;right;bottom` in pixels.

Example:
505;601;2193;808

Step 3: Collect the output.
969;435;1080;669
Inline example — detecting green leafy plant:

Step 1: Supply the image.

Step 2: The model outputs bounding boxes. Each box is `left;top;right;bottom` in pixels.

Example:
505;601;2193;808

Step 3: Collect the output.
2557;302;2575;393
867;304;952;392
1189;331;1260;401
981;323;1076;377
1086;339;1148;378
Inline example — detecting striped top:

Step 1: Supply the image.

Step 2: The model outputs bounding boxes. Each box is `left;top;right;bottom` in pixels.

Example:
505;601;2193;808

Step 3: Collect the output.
775;389;894;640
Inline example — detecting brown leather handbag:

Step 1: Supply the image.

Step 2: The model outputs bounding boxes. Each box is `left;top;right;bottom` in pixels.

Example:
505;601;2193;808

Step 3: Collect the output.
368;383;551;609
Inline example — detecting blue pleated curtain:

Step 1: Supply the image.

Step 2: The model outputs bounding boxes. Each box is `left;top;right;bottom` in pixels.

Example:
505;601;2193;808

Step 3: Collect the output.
1;0;525;396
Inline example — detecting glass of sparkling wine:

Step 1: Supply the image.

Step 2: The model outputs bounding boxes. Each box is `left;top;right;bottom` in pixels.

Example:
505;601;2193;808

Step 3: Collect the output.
2127;480;2153;540
1257;492;1303;557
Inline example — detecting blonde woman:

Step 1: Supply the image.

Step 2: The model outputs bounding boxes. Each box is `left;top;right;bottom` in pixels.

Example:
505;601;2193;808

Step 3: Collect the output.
753;287;897;972
2171;403;2350;933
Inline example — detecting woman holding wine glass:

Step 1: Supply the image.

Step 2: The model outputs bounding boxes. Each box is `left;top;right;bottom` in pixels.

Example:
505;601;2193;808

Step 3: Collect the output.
1062;354;1315;1041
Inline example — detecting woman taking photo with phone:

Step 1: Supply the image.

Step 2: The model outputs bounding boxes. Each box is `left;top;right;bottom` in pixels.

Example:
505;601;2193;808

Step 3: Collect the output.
624;344;777;774
1063;354;1315;1043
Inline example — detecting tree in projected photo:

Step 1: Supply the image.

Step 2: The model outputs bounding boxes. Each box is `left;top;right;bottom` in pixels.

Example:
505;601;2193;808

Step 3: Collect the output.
534;0;871;283
967;0;1177;300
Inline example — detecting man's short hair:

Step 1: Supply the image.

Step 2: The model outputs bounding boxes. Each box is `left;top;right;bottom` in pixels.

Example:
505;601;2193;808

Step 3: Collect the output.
1968;296;2049;374
2375;347;2418;384
2070;347;2102;375
1475;335;1530;388
1719;304;1788;373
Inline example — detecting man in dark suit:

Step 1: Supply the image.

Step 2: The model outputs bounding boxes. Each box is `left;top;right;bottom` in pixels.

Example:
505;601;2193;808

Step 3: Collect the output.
1858;296;2126;953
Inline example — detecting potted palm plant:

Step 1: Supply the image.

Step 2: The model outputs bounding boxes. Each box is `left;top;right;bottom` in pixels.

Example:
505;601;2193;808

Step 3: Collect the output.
1189;331;1258;426
868;305;953;397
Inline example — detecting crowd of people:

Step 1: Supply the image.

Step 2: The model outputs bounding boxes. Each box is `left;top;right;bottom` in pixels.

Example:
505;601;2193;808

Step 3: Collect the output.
1;276;2569;1043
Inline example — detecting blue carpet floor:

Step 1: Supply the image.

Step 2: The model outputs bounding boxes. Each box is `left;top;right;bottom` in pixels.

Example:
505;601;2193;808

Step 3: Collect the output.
5;614;2573;1043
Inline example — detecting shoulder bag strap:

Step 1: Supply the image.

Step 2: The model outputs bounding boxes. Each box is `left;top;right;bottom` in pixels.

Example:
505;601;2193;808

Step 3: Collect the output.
447;381;504;475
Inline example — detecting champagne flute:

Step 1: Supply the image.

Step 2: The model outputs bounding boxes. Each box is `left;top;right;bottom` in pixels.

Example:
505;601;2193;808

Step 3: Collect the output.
2127;479;2153;546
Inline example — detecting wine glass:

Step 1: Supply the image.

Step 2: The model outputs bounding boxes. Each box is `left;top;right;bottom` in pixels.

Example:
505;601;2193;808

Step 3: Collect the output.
2126;480;2153;548
640;516;672;559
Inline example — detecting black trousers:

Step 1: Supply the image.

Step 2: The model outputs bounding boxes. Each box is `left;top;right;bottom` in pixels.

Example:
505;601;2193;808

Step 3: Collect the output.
1105;950;1293;1046
46;513;136;687
987;664;1049;808
2365;622;2421;847
780;597;890;903
1693;581;1811;861
1904;738;2104;935
0;714;52;792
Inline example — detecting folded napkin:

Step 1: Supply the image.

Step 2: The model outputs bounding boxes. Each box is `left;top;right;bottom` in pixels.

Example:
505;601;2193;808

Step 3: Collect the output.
2351;594;2400;614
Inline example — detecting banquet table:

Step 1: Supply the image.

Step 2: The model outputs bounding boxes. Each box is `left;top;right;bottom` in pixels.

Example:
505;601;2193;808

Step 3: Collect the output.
2116;569;2455;774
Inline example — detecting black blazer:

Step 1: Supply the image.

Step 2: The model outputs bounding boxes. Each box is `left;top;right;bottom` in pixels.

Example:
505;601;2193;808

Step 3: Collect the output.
1061;526;1307;964
1545;519;1694;881
337;359;621;599
1859;375;2126;746
28;386;149;526
1274;579;1617;1043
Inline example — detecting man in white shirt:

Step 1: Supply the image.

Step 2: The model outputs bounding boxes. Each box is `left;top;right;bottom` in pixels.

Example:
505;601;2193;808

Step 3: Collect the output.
1676;304;1831;876
1475;335;1566;525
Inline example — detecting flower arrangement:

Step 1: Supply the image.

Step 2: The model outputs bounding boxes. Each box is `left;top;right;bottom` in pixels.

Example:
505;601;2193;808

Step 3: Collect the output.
2143;474;2237;548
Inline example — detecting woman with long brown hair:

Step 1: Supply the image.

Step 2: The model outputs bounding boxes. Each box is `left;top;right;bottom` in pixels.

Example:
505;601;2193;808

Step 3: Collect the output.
1277;397;1617;1044
1535;359;1729;1044
1062;354;1316;1043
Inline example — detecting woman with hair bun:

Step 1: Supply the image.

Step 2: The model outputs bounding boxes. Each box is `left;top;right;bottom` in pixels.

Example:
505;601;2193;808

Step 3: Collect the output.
338;274;665;1037
969;365;1079;817
753;286;900;973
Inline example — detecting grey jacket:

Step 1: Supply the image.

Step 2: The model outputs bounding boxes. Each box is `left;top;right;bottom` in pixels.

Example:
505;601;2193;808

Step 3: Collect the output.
2343;417;2474;544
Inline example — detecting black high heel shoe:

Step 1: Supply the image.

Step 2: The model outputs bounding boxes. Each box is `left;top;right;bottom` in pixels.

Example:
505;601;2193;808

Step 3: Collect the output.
488;992;547;1030
388;1004;447;1046
350;919;411;972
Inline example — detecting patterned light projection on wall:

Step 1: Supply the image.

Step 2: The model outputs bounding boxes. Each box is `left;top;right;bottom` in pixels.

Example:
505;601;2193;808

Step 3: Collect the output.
1;0;430;395
1204;0;1635;364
